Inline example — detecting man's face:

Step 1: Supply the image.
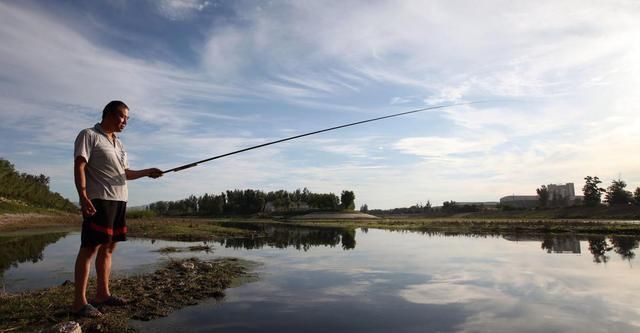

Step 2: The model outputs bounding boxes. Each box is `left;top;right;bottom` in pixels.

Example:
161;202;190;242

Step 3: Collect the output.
111;108;129;132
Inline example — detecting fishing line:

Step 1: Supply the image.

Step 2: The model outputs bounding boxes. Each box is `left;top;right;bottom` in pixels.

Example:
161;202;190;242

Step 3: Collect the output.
163;101;490;174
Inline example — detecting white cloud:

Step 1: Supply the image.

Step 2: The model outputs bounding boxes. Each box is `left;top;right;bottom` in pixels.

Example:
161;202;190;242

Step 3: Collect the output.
393;134;505;158
400;282;515;305
154;0;211;20
1;1;640;207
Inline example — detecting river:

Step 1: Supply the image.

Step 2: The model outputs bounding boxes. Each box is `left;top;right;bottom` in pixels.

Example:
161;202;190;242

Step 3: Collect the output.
1;225;639;332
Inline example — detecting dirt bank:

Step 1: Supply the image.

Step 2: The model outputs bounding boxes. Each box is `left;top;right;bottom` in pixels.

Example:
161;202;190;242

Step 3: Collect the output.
0;257;255;333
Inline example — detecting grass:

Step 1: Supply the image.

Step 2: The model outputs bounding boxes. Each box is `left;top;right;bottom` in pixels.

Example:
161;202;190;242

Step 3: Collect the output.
0;213;79;233
285;218;640;235
2;209;639;240
126;217;257;241
0;199;76;215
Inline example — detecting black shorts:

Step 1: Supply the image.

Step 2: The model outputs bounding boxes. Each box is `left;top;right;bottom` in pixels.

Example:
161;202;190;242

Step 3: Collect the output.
81;199;127;247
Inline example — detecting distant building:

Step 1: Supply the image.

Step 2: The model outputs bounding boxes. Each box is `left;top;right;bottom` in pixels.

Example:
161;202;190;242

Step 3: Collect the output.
547;183;576;202
541;236;581;254
500;182;583;208
499;195;538;209
263;201;310;213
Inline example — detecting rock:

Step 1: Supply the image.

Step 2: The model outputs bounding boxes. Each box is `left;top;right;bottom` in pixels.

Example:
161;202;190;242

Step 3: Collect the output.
89;323;103;333
61;280;73;286
181;262;195;270
40;321;81;333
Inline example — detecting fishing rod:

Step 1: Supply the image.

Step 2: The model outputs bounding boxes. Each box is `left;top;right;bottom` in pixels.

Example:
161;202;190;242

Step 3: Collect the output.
163;101;487;174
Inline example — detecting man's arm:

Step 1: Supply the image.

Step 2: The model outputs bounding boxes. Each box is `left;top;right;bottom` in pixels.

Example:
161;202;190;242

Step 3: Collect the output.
74;156;96;216
125;168;163;180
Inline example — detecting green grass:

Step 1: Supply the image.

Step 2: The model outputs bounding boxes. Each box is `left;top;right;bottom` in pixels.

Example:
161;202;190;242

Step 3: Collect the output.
456;205;640;220
0;200;73;215
126;217;256;241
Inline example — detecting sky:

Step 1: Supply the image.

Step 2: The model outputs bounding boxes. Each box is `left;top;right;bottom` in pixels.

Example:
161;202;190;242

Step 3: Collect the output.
0;0;639;209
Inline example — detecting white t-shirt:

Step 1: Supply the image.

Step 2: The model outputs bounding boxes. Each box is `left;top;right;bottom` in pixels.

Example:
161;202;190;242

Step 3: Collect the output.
74;123;128;202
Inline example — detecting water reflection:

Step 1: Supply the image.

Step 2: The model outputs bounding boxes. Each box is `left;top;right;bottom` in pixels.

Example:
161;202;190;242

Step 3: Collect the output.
588;236;639;263
0;232;66;277
134;228;640;333
217;224;356;251
2;225;640;333
540;236;581;254
611;236;639;261
217;223;639;264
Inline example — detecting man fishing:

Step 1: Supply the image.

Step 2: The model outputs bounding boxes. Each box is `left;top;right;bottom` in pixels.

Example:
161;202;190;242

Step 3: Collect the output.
72;100;163;317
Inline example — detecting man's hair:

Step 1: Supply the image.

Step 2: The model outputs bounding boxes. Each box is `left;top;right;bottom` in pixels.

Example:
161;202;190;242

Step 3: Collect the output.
102;101;129;120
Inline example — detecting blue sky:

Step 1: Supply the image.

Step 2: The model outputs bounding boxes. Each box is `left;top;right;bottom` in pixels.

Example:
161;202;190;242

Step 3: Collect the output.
1;0;639;208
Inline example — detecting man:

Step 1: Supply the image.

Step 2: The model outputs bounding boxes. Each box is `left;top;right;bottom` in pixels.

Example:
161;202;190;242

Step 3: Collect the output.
72;101;163;317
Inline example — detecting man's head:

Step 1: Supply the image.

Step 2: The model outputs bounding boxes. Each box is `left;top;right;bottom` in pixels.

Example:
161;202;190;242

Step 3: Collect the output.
101;101;129;133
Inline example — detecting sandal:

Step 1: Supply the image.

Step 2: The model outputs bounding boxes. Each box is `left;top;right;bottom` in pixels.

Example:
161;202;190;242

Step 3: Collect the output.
73;304;103;318
94;295;129;306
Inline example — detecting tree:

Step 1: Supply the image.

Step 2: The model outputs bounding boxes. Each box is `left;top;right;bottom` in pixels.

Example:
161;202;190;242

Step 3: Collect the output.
442;200;457;212
610;236;639;261
424;200;432;212
605;179;632;205
582;176;605;207
340;190;355;210
0;158;76;212
634;187;640;206
588;237;611;263
536;185;549;208
359;204;368;212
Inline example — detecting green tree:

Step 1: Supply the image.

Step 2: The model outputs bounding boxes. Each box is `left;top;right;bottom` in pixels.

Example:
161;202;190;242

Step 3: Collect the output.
633;187;640;205
582;176;605;207
340;190;355;210
359;204;368;212
0;158;76;212
442;200;457;212
604;179;632;205
536;185;549;208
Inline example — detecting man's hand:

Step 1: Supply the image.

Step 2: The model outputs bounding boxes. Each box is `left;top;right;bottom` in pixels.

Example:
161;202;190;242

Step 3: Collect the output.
80;196;96;217
147;168;163;179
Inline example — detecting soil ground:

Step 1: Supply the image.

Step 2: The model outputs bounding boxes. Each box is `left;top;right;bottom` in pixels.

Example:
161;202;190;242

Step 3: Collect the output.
0;257;256;333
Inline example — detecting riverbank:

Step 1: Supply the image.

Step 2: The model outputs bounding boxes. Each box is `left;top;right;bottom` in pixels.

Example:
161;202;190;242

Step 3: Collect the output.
0;257;255;333
0;212;79;233
0;214;257;240
286;217;640;235
2;213;640;237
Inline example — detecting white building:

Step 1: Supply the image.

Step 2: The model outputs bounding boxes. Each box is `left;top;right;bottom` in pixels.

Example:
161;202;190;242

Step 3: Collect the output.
547;183;576;201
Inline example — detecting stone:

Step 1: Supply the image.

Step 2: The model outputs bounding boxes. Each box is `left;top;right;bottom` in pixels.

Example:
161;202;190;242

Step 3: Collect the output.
181;262;195;270
40;321;81;333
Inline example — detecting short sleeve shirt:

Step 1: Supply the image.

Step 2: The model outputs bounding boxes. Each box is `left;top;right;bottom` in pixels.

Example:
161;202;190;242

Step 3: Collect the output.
74;123;128;202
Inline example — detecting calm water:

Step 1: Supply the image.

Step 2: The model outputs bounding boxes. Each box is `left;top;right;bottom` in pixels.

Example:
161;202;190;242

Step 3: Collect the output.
1;225;639;332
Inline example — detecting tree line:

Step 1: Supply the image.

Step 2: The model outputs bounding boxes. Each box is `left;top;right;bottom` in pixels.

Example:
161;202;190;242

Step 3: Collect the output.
366;175;640;215
536;176;640;208
147;188;356;216
0;158;77;212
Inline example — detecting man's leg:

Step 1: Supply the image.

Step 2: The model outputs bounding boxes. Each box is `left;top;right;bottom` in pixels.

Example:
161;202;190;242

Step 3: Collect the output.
73;245;99;311
95;242;116;302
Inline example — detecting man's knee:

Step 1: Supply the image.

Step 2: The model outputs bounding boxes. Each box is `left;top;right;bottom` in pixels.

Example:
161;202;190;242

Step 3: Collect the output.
78;245;99;259
98;242;117;255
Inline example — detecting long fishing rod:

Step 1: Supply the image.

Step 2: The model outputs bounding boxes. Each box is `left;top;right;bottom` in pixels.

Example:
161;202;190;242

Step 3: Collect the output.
163;101;487;174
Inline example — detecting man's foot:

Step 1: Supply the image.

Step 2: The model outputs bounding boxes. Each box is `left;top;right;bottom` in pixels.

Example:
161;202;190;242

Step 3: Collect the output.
93;295;129;306
72;304;103;318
